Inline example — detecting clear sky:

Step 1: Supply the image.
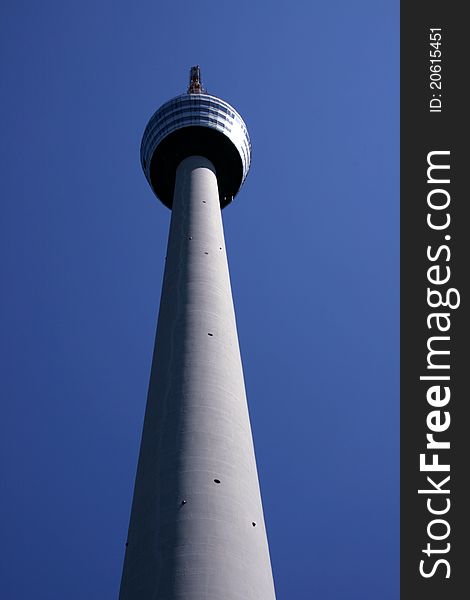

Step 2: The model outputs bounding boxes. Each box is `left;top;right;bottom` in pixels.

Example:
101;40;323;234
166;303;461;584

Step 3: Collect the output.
1;1;398;598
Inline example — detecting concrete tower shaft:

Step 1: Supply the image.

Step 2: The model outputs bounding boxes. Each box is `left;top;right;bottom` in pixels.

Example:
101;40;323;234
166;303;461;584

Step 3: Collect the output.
119;70;275;600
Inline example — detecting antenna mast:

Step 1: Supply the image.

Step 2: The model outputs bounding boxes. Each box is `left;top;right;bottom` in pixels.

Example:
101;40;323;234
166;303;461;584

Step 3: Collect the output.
188;65;205;93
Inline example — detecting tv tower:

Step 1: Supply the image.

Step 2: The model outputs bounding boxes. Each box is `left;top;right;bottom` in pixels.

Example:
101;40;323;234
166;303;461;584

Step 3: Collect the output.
119;67;276;600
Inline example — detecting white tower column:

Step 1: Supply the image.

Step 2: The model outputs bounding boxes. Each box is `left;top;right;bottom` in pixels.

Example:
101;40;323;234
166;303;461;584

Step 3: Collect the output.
119;156;276;600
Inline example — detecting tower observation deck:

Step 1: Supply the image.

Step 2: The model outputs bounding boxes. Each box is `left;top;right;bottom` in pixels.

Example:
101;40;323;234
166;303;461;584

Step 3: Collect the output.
119;67;276;600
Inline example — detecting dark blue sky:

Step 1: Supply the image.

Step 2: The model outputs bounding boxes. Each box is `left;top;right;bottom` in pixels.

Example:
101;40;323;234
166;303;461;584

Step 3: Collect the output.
1;1;398;598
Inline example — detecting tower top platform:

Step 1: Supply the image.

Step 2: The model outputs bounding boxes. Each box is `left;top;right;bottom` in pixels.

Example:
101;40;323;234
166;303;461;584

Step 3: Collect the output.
141;79;251;209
